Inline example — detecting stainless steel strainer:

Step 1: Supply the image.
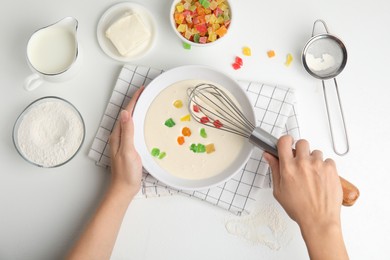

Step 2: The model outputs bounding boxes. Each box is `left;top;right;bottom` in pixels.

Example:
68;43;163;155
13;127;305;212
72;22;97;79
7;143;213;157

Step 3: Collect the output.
302;20;349;156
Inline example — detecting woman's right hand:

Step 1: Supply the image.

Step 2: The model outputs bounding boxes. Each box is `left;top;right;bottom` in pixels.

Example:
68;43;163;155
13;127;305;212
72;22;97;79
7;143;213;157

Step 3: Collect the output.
264;135;349;260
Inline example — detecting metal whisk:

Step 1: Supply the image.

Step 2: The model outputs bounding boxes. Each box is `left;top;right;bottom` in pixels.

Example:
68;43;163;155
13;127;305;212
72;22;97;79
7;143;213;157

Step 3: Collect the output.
187;83;279;157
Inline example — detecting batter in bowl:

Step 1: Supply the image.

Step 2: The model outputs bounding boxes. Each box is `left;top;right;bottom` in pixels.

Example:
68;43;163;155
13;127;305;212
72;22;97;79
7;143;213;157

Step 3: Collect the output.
144;79;246;180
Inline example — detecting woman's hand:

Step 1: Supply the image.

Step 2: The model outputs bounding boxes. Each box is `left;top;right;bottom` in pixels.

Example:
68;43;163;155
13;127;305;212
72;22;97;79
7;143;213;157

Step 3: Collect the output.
67;87;145;260
264;135;348;260
109;86;144;201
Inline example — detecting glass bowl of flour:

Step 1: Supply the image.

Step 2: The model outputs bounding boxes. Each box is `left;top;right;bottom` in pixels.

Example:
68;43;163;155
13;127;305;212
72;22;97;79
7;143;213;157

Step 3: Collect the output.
13;96;85;168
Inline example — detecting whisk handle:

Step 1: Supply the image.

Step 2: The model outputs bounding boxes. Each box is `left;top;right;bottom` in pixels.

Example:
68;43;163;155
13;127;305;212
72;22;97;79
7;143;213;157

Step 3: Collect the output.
249;127;279;157
249;127;359;207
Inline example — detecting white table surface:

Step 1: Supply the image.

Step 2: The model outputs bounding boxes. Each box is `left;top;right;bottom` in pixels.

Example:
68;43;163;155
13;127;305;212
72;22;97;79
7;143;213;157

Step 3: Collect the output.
1;0;389;259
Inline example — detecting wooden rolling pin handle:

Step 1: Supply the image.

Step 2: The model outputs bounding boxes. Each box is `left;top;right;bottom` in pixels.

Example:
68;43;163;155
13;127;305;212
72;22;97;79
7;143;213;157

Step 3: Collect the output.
340;176;359;206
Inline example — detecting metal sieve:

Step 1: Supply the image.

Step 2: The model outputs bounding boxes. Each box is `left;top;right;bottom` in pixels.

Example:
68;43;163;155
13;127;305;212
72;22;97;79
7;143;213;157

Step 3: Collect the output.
302;20;349;156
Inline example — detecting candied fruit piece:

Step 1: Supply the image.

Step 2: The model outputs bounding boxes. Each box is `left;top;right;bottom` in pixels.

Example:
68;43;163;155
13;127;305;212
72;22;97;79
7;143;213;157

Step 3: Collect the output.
267;50;275;58
242;46;252;56
177;136;185;145
199;0;210;8
151;148;160;157
196;143;206;153
213;119;223;128
193;104;200;112
215;25;227;37
177;24;187;33
164;118;176;127
158;152;167;159
173;100;183;108
235;56;243;66
180;114;191;121
190;143;197;153
183;42;192;49
182;127;192;137
200;128;207;138
176;4;185;12
193;33;200;43
206;143;215;154
232;62;241;70
285;53;293;66
200;116;210;124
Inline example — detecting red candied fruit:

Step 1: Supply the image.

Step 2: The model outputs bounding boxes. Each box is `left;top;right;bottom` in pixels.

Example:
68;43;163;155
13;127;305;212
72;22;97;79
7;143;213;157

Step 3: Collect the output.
193;104;200;113
213;119;223;128
200;116;210;124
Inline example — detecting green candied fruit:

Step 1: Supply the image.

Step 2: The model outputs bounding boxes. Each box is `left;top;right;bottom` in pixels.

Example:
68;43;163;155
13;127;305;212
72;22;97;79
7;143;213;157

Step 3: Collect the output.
190;143;206;153
183;42;191;50
164;118;176;127
196;143;206;153
151;148;160;157
190;143;197;153
193;34;200;43
200;0;210;8
158;152;167;159
200;128;207;138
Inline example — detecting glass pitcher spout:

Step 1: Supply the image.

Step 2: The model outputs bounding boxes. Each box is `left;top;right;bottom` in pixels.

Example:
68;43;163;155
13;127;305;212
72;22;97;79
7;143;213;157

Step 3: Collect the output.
54;17;78;34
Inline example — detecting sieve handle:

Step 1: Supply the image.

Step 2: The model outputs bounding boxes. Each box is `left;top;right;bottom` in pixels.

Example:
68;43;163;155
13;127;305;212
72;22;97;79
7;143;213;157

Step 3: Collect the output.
249;127;359;206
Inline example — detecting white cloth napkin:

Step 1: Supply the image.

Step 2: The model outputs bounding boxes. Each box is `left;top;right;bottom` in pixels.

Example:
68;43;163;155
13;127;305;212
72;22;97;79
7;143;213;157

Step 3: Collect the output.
88;64;300;215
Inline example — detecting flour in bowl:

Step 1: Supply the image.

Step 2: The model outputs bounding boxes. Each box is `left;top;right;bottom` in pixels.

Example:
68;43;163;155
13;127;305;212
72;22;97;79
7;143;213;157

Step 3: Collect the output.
16;98;84;167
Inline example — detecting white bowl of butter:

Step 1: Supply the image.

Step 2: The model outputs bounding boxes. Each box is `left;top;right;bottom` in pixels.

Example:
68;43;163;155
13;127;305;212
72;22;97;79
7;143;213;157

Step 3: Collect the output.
97;2;156;61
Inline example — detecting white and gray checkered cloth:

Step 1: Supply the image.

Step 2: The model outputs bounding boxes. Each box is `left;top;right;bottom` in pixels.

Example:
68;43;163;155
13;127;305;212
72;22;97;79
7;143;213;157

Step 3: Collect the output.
88;64;300;215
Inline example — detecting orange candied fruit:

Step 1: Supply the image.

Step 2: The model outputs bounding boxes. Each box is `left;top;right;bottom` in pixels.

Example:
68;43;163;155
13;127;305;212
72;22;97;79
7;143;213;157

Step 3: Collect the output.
267;50;275;58
177;136;185;145
182;127;192;137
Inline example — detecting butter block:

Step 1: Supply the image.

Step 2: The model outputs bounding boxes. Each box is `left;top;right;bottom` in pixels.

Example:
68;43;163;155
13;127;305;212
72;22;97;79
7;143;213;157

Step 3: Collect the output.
105;13;151;56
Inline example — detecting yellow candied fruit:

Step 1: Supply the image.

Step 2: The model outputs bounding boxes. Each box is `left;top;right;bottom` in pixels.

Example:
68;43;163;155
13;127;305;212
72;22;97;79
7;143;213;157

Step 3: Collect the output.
173;99;183;108
208;32;217;42
219;3;228;11
209;1;218;10
243;46;252;56
176;4;185;13
206;143;215;154
204;8;212;14
216;16;224;24
212;23;221;31
209;14;217;24
184;30;193;40
180;114;191;121
183;2;191;10
285;53;293;66
177;24;187;33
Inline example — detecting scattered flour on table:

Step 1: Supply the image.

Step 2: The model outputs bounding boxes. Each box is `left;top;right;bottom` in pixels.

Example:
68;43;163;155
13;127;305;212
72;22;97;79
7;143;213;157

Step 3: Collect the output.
17;100;84;167
225;203;292;250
